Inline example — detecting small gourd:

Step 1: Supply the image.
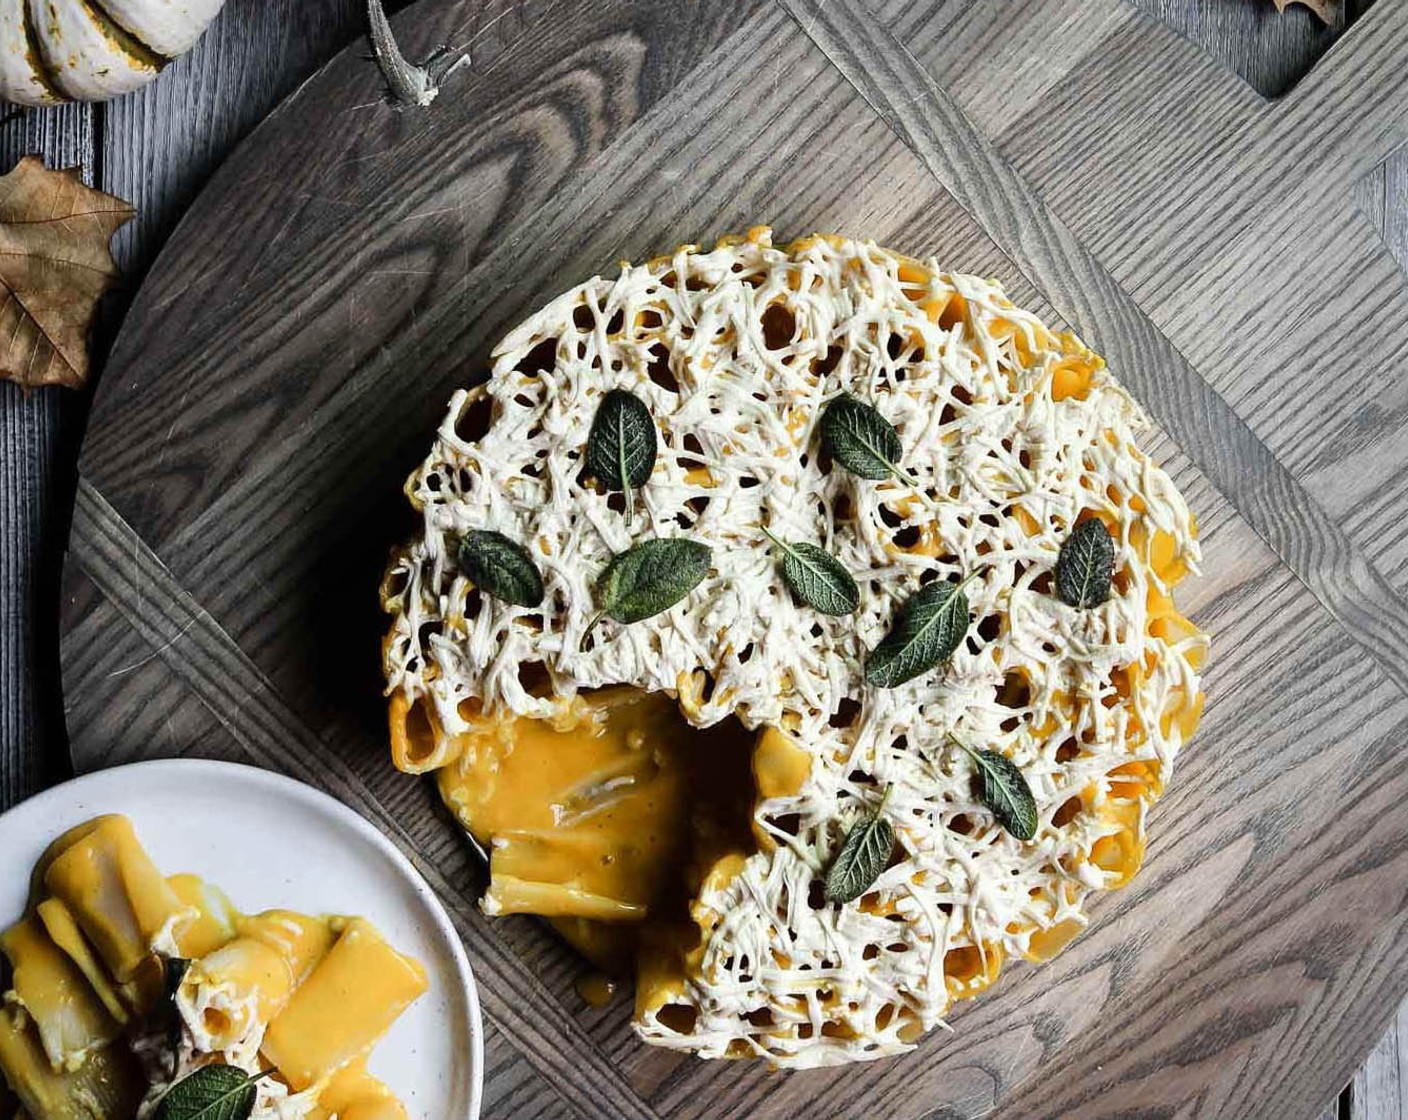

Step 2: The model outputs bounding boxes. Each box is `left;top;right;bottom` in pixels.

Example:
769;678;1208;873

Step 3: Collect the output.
0;0;225;106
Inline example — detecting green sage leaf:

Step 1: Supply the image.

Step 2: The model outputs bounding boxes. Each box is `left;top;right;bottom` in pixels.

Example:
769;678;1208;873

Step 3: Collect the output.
864;571;980;688
591;538;711;635
586;388;658;525
1055;518;1114;608
819;393;914;484
956;742;1038;841
156;1065;269;1120
824;786;895;903
762;529;860;616
457;530;545;608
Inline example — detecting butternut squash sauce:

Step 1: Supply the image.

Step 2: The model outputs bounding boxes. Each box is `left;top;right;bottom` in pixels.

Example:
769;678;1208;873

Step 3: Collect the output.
437;687;781;984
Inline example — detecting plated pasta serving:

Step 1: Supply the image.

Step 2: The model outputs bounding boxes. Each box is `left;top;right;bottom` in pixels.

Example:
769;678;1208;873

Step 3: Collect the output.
0;760;480;1120
0;814;425;1119
380;229;1208;1067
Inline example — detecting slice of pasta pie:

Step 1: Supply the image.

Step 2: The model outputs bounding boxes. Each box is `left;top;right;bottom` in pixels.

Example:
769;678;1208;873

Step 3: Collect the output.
0;816;426;1118
381;228;1208;1068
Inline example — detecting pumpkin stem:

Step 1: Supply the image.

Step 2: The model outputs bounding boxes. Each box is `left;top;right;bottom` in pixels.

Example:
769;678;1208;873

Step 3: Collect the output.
366;0;468;110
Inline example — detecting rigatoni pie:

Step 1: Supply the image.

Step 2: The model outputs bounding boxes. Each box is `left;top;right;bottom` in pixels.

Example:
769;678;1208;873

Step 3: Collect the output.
382;228;1207;1067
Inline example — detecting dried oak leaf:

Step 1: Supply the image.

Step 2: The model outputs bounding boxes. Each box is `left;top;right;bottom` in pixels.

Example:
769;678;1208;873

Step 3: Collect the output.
1273;0;1340;24
0;157;134;390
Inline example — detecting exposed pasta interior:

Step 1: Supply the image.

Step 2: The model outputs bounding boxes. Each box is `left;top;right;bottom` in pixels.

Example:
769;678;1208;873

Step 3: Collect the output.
382;229;1208;1068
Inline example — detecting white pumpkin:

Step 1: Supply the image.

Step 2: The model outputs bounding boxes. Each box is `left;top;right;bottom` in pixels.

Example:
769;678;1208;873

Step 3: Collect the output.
0;0;225;105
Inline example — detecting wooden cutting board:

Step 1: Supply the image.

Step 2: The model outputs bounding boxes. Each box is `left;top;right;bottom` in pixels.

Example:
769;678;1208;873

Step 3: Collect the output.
55;1;1408;1117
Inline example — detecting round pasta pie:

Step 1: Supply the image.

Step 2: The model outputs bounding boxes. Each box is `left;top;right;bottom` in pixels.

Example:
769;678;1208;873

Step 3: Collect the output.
380;228;1208;1068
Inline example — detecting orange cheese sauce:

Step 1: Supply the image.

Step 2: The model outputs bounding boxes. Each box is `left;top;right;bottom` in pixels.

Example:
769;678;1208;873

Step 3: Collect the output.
575;972;618;1008
442;693;760;935
438;688;790;989
262;918;427;1091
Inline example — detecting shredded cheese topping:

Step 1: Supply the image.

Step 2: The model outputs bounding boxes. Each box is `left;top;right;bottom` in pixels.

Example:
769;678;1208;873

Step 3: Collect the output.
382;229;1207;1067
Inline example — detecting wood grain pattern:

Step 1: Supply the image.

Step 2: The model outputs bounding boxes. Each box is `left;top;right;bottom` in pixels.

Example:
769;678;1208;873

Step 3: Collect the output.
0;0;1399;1115
0;0;371;804
0;104;93;806
1355;1002;1408;1120
101;0;366;277
1130;0;1372;99
1358;142;1408;274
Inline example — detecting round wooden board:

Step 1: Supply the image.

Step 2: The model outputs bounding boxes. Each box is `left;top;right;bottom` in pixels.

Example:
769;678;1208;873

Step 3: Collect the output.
57;1;1408;1118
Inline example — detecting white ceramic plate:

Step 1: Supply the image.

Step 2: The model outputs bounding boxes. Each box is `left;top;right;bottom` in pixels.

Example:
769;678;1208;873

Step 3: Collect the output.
0;759;483;1120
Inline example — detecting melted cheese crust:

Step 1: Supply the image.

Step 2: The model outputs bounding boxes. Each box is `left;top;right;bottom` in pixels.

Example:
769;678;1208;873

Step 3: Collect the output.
382;229;1208;1067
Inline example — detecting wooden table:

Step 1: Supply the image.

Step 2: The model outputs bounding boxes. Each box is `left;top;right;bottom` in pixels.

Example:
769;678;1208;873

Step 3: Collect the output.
1;1;1404;1116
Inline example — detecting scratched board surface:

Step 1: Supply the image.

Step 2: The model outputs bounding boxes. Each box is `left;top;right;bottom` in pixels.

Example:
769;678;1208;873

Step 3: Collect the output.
53;1;1408;1117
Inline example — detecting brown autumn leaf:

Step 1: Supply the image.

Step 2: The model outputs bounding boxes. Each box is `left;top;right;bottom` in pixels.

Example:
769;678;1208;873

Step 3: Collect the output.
1273;0;1340;24
0;157;134;390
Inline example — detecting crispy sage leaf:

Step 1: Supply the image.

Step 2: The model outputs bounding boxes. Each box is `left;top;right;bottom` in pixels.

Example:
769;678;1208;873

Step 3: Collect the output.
819;393;917;486
1055;517;1114;608
586;388;658;525
824;786;895;903
162;956;191;999
156;1065;270;1120
457;530;545;608
864;571;980;688
161;957;191;1076
762;529;860;616
955;741;1038;841
584;538;711;646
